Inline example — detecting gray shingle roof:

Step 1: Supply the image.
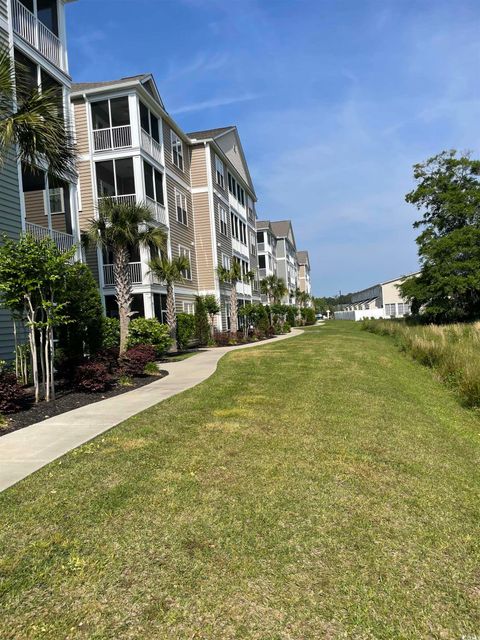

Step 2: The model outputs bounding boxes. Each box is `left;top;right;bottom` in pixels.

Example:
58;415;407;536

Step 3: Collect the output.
187;126;235;140
256;220;271;229
297;250;309;264
270;220;292;238
71;75;149;93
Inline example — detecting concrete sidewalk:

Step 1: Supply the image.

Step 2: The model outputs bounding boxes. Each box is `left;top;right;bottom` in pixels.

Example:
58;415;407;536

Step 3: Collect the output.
0;329;302;492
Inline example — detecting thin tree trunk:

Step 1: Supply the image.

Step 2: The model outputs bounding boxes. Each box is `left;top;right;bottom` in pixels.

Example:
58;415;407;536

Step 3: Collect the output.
44;327;50;403
114;246;133;355
230;282;238;335
25;296;39;403
49;326;55;401
166;283;177;352
13;320;19;379
39;326;46;399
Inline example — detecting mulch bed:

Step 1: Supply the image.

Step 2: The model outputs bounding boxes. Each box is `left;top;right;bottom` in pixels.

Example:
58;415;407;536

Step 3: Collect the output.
0;371;168;437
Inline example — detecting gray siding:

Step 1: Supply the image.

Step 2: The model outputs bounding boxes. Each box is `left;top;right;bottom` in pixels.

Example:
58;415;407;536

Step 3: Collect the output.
0;137;23;360
0;0;7;21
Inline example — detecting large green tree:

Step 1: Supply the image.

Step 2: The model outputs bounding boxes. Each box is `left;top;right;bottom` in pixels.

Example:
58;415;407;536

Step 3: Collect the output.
400;150;480;321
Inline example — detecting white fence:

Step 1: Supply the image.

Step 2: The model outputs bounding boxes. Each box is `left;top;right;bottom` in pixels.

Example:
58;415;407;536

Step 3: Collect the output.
334;308;386;321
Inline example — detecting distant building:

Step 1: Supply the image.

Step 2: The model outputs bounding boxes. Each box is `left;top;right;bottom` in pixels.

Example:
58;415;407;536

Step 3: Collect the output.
334;272;420;321
296;250;311;298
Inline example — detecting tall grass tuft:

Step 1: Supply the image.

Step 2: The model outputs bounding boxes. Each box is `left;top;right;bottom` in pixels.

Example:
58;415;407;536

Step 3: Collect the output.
362;319;480;408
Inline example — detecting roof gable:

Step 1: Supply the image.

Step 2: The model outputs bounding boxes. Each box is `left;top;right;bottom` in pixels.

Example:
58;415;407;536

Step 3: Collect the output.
212;129;255;194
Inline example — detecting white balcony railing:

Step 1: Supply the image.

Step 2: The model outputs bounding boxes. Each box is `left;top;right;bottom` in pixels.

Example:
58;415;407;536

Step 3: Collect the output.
12;0;63;70
98;194;137;207
25;222;75;253
103;262;142;287
93;125;132;152
146;197;167;226
141;129;162;164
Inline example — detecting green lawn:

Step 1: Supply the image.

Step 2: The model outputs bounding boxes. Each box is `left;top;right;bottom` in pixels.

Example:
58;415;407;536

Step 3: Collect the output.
1;322;479;639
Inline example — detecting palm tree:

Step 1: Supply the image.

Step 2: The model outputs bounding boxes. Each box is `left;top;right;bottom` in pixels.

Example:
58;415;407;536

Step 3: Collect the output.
218;260;243;335
272;277;288;304
0;47;75;176
260;274;277;306
148;254;190;351
85;198;166;354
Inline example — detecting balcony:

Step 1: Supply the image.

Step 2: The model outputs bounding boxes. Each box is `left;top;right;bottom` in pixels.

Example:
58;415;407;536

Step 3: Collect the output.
141;129;162;164
146;197;167;226
26;221;75;253
98;194;137;207
93;125;132;152
12;0;64;70
103;262;142;287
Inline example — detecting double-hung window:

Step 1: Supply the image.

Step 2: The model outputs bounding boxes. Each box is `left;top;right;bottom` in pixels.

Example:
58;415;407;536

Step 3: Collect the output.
179;246;192;280
171;131;184;170
215;155;225;188
219;205;228;235
250;231;256;255
175;189;188;225
221;254;231;270
183;301;195;315
49;187;64;214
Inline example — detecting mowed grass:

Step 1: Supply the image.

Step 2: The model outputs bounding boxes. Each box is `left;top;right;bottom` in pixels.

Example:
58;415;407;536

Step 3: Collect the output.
1;322;479;639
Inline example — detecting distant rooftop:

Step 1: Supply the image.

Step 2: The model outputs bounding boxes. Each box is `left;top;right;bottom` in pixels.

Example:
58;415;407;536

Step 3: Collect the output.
72;75;150;93
297;250;309;264
270;220;292;238
187;126;235;141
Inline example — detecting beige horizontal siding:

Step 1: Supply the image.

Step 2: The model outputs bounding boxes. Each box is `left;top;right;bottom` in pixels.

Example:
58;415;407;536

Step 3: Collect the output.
24;191;67;232
77;159;94;231
213;193;231;264
174;293;197;314
165;175;197;291
190;145;207;188
72;99;90;156
192;191;215;291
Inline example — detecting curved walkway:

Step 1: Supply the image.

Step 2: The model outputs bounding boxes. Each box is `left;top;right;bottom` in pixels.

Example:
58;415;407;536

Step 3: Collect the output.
0;329;303;492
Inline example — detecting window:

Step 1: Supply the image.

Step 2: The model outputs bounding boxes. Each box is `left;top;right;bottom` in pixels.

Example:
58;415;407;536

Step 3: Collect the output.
37;0;59;36
397;303;411;315
247;196;254;221
175;189;188;225
250;232;256;256
256;231;264;243
183;301;195;315
227;172;245;205
230;212;247;244
385;303;396;317
171;131;184;170
96;158;135;198
215;155;225;188
233;256;250;279
49;187;64;214
143;161;164;204
140;101;160;142
239;220;247;244
221;254;231;270
179;246;192;280
92;97;130;130
258;255;266;269
219;205;228;235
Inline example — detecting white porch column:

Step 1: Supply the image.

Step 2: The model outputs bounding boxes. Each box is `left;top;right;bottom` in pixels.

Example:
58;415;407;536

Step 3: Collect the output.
143;292;155;319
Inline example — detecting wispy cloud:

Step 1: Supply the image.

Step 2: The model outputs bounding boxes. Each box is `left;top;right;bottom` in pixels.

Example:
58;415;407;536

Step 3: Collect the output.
171;93;260;115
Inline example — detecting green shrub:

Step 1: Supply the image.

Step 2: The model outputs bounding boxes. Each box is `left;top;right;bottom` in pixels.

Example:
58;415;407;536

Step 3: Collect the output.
286;307;297;327
144;361;161;376
301;307;316;325
177;313;196;350
127;318;172;356
283;322;291;333
195;296;210;346
102;317;120;349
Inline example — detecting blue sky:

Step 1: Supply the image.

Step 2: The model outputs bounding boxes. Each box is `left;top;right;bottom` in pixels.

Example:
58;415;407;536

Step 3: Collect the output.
67;0;480;296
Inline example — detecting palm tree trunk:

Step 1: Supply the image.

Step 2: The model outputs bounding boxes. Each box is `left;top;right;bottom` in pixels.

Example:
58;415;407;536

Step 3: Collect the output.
230;282;238;336
114;246;132;355
166;283;177;351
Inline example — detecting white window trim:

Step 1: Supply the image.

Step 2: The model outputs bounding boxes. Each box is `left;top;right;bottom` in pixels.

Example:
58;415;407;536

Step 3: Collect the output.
48;187;65;215
171;130;184;171
219;204;228;236
215;155;225;188
183;301;195;315
175;188;188;226
178;245;192;280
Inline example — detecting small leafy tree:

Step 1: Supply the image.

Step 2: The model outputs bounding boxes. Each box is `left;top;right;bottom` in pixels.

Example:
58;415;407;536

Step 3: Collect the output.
148;254;190;351
0;234;75;402
85;199;166;354
176;313;196;350
57;263;103;357
194;296;210;346
203;294;220;337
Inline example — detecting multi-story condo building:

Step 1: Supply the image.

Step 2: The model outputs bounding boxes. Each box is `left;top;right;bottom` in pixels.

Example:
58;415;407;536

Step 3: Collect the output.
296;251;312;299
0;0;78;360
256;220;277;297
70;74;199;322
71;78;259;330
188;126;259;329
269;220;298;304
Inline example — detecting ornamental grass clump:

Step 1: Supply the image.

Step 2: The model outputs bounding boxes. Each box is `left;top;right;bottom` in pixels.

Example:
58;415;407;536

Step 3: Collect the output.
362;319;480;407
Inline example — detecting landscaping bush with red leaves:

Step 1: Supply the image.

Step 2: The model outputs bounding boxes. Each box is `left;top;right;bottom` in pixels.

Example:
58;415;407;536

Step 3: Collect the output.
119;345;156;377
74;361;112;393
0;371;26;413
93;347;120;374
